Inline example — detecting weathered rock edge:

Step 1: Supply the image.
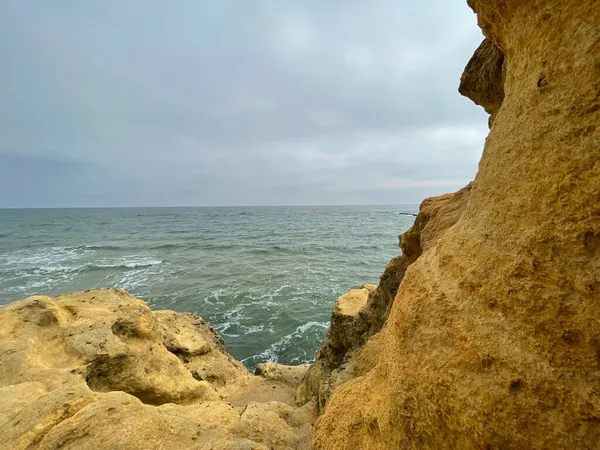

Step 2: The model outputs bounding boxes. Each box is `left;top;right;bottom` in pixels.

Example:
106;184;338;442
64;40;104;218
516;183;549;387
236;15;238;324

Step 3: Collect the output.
312;0;600;448
295;184;472;412
0;288;313;450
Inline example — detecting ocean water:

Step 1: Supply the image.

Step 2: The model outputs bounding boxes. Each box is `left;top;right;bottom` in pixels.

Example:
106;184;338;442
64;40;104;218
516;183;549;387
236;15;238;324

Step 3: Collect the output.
0;206;416;369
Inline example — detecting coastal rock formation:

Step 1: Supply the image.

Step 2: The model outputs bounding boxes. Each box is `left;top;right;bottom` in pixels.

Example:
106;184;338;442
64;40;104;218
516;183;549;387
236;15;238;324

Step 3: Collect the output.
294;284;376;410
296;185;471;411
3;1;598;449
312;1;600;448
458;38;505;126
0;289;313;450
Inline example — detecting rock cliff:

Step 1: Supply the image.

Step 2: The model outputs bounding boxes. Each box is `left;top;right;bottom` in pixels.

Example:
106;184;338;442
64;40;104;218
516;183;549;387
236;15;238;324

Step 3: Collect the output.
295;184;472;412
312;0;600;448
0;289;313;450
2;1;598;449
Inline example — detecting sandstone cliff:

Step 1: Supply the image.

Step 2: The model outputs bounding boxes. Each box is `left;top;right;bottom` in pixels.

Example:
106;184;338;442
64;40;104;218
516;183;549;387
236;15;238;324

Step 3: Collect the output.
295;184;472;412
312;0;600;448
0;289;313;450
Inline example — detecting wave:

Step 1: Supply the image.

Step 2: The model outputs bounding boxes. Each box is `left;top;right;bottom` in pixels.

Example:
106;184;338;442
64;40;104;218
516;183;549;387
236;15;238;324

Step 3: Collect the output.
197;243;239;251
83;242;244;252
249;245;294;255
82;244;128;251
84;260;163;271
52;240;389;257
82;243;180;251
241;321;329;368
22;258;164;277
0;246;89;269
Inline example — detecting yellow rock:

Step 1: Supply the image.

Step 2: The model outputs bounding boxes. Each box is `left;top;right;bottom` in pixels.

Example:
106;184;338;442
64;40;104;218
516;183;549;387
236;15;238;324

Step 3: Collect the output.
312;0;600;448
335;287;370;318
295;187;471;412
0;288;314;450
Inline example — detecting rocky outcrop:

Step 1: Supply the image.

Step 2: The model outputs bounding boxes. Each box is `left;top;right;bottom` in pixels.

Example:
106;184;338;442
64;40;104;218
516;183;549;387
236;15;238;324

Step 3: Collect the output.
294;284;376;411
312;1;600;448
0;289;313;450
255;362;311;386
296;185;471;411
459;38;505;126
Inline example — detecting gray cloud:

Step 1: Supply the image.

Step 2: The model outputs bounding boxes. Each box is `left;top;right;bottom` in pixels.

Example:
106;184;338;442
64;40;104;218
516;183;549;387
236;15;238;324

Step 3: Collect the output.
0;0;487;207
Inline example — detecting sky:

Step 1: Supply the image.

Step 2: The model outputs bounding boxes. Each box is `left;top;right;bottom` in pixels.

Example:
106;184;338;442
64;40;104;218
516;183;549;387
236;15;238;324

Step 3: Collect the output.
0;1;488;208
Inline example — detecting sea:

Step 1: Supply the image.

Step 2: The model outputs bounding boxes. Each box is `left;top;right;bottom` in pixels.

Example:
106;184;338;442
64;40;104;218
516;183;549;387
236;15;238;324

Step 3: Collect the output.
0;206;416;370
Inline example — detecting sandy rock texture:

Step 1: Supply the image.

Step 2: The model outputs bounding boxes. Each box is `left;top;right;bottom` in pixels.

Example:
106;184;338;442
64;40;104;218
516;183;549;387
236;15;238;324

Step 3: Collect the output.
0;289;313;450
296;186;471;411
459;38;505;126
312;1;600;448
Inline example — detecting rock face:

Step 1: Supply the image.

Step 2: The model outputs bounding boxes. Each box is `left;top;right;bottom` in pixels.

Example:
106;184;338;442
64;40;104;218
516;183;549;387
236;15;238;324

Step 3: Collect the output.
458;38;505;126
0;289;313;450
296;185;471;411
312;1;600;448
294;284;376;411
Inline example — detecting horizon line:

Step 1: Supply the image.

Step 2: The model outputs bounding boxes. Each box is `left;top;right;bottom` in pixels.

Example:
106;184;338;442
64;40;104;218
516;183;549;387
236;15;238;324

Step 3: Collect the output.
0;202;421;210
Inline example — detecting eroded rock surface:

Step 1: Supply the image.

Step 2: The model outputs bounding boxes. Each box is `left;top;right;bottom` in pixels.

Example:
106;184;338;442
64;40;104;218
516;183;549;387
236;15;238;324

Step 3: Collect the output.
0;289;313;450
296;186;471;411
459;38;505;125
312;1;600;448
255;362;311;387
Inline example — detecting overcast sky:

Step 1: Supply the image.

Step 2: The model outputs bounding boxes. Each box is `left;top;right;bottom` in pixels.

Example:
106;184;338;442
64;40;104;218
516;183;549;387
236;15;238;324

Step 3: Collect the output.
0;1;487;207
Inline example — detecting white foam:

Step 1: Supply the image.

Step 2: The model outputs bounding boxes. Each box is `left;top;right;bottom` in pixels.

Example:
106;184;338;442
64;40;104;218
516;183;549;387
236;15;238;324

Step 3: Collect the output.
242;321;329;365
91;257;163;269
0;246;88;270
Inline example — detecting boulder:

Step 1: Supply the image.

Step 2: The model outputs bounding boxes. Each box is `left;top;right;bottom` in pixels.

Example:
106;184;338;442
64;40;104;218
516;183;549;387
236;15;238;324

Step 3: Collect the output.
0;288;314;450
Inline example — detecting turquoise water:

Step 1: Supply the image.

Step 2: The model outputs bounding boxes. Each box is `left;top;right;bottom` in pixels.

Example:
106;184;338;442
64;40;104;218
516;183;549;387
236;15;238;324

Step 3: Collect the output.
0;206;416;369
